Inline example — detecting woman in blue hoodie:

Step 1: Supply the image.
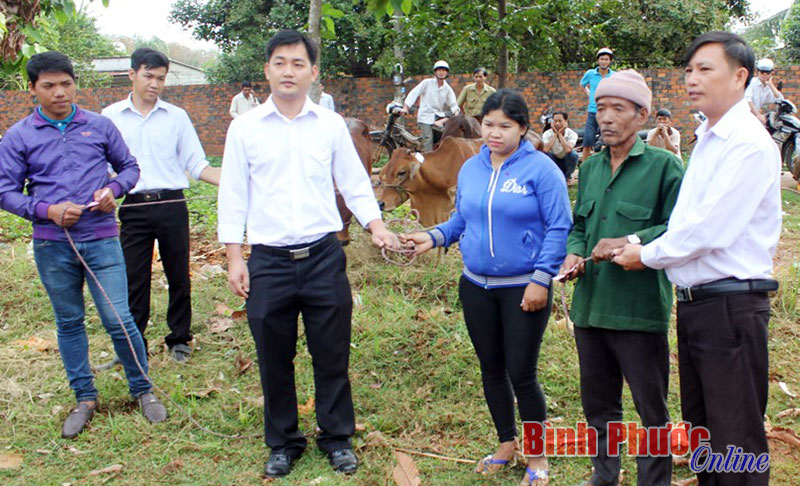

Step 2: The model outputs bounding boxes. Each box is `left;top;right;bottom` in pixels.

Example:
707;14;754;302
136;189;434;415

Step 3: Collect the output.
401;89;572;486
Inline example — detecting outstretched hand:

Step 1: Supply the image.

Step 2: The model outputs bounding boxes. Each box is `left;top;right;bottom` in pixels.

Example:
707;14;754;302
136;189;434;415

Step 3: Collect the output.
398;232;434;255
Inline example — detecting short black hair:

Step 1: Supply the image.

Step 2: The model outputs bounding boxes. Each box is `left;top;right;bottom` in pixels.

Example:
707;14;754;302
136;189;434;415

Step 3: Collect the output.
481;88;529;130
684;31;754;88
473;67;488;76
266;29;317;65
553;111;569;121
656;108;672;118
27;51;75;86
242;81;252;88
131;47;170;72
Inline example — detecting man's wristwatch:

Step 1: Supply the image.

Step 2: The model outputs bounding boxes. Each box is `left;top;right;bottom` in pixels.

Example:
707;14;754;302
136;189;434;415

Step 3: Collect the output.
627;234;641;245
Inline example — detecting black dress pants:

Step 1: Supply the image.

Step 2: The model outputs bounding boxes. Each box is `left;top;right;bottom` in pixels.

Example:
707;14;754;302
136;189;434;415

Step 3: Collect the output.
246;235;354;456
677;293;771;486
574;326;671;486
119;191;192;350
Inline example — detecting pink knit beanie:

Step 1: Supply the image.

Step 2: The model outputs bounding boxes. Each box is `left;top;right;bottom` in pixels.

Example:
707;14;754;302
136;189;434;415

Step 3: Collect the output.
595;69;652;114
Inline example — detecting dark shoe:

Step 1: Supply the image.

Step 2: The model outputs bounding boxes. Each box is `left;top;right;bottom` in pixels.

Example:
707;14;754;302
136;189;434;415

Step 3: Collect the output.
169;343;192;363
138;392;167;423
328;448;358;474
264;452;294;478
61;401;97;438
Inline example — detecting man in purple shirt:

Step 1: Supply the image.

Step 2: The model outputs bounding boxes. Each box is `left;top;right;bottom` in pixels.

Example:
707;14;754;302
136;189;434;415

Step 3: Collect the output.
0;52;167;438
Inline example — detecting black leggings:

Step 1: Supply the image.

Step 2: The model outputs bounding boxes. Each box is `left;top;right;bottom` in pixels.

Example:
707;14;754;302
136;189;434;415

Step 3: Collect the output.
459;276;551;443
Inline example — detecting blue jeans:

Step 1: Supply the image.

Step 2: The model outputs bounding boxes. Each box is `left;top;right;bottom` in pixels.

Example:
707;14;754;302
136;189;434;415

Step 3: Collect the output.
33;237;151;402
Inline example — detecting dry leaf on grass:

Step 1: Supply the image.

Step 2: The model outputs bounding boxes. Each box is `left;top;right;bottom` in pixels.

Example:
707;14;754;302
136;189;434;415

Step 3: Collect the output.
392;451;421;486
0;453;23;470
231;309;247;320
778;382;798;398
35;449;51;455
777;408;800;419
234;354;253;376
12;336;57;352
160;459;184;474
366;430;388;447
208;317;234;334
214;303;233;316
298;396;315;415
766;425;800;448
671;478;698;486
89;464;123;476
186;387;221;399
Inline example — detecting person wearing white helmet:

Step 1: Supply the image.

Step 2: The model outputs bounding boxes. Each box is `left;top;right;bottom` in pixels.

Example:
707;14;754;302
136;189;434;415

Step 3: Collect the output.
745;57;782;125
401;59;460;151
579;47;615;162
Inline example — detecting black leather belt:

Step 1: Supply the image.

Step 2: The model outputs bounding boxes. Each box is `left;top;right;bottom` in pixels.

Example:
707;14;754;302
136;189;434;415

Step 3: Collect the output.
676;278;779;303
124;189;184;203
255;234;335;261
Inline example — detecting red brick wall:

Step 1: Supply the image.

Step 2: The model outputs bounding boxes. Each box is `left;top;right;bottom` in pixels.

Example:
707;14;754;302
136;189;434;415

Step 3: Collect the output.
3;67;798;157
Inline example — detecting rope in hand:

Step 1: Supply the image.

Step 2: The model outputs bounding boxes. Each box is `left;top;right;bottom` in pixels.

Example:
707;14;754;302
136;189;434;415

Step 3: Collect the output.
59;198;261;439
381;208;423;267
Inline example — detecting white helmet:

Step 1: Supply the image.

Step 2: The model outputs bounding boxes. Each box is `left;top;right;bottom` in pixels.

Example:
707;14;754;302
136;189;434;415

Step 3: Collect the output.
433;60;450;71
756;58;774;72
596;47;614;60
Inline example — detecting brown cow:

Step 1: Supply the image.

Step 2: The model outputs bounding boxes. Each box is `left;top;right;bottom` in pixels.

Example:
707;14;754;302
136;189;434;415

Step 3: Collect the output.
336;118;373;245
377;136;482;227
438;114;481;144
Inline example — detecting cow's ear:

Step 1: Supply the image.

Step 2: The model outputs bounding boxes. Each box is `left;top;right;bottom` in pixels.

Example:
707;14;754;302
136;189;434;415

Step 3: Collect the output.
409;160;421;180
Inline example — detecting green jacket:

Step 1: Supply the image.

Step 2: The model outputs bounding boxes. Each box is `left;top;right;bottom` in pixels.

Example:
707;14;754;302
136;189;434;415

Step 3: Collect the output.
566;138;684;333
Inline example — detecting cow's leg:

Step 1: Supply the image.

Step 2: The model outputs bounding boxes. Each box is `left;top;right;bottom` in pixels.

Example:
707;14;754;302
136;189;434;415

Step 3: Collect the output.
335;193;351;246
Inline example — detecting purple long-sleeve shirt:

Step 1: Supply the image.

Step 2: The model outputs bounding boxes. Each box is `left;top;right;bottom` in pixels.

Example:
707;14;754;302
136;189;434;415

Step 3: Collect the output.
0;106;139;241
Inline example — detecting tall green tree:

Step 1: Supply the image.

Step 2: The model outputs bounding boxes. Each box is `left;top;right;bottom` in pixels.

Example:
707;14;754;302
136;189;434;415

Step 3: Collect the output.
782;1;800;62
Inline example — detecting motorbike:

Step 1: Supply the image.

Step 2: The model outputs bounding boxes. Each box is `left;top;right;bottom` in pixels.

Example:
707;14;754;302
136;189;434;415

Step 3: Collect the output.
765;98;800;180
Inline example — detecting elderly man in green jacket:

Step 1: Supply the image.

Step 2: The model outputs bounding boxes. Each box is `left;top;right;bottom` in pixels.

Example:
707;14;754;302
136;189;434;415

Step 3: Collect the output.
560;70;684;486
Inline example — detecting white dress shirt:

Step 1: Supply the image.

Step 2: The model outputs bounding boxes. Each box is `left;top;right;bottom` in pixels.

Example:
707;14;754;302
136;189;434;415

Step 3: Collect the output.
640;98;782;287
319;92;335;111
745;77;782;112
217;96;381;246
542;127;578;158
102;95;209;193
229;91;260;118
404;78;460;125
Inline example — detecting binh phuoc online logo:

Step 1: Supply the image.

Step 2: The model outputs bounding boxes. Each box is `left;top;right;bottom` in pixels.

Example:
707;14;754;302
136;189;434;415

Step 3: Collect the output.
522;422;770;475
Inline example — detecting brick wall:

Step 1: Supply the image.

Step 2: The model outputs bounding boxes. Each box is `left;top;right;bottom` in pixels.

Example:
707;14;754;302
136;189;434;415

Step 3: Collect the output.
3;67;799;157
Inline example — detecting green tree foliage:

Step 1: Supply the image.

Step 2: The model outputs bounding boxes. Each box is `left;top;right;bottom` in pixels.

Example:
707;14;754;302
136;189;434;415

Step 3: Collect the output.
169;0;750;84
782;1;800;62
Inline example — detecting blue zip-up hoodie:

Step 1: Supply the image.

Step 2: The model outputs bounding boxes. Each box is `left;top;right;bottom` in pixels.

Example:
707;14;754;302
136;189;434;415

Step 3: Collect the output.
428;140;572;289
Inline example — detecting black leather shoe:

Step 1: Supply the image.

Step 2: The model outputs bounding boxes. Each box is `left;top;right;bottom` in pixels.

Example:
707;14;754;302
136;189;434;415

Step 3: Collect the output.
264;452;294;478
328;448;358;474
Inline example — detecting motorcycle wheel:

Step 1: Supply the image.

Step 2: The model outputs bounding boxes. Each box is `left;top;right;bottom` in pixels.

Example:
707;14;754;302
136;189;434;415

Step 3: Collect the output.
782;139;796;174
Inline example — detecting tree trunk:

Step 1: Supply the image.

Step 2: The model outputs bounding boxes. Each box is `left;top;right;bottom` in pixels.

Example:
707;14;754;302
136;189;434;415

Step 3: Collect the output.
497;0;507;88
307;0;322;103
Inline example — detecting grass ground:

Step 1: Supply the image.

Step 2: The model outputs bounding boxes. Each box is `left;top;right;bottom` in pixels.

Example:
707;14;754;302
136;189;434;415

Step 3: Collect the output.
1;174;799;485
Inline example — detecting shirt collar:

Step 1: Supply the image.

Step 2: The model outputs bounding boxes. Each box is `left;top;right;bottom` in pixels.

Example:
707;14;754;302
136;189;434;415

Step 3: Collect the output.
260;95;320;122
599;135;646;163
122;93;167;116
33;104;86;128
696;97;749;141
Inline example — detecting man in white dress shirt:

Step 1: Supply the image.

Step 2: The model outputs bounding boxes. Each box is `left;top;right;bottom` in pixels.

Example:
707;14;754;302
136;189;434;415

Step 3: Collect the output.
745;58;782;126
229;81;259;118
319;81;335;111
614;32;781;486
218;30;398;479
103;48;221;363
400;59;460;151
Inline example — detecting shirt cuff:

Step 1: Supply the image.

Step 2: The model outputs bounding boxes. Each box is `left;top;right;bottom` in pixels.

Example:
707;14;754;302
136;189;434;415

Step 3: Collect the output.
35;202;51;220
218;224;245;244
428;228;446;248
531;270;552;289
640;242;665;270
107;181;123;198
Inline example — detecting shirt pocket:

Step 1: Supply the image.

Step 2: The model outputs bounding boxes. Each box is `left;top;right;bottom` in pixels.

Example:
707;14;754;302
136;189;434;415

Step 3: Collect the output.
615;200;653;233
575;199;595;220
304;145;333;184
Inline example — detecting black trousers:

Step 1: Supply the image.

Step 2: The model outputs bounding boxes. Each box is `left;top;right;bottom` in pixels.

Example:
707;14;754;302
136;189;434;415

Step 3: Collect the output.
677;293;770;486
246;235;354;456
574;326;671;486
119;192;192;350
459;277;551;443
